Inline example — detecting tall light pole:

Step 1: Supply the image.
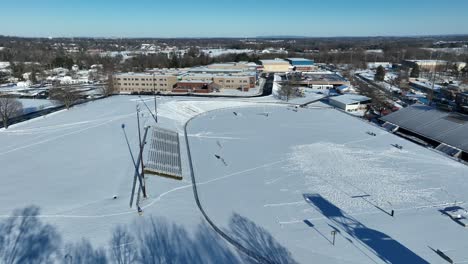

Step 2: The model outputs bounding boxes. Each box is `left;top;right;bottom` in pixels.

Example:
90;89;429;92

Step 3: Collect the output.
153;73;158;123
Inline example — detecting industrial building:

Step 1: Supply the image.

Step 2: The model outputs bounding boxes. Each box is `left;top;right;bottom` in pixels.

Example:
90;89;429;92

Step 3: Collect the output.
329;94;371;112
380;104;468;161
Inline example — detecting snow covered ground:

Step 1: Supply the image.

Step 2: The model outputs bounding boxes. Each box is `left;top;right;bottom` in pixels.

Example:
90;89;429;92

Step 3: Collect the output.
19;99;60;114
188;106;468;263
0;95;467;263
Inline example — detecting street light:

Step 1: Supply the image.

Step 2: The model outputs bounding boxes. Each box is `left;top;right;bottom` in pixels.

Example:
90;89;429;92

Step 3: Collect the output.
152;73;158;123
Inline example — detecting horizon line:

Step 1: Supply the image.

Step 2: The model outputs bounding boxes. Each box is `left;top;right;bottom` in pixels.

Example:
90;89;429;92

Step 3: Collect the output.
1;34;468;40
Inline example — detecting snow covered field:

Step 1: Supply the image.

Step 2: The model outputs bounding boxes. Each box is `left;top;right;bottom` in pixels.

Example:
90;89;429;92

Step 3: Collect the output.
1;95;467;263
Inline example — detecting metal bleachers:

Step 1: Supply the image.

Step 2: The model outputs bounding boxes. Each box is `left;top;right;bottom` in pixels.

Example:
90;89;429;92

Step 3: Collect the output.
144;127;183;180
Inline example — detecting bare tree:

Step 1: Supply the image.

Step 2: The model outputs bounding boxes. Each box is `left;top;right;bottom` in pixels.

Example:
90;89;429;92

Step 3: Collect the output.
0;95;23;129
278;73;301;102
49;85;81;109
98;75;115;97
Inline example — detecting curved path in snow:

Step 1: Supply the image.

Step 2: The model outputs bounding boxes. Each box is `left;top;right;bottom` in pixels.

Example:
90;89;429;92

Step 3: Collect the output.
183;109;273;264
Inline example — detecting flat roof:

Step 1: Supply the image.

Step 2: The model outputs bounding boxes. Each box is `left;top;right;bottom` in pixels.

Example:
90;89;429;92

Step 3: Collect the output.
300;73;348;82
405;60;447;63
114;72;177;77
330;94;371;105
182;73;255;78
188;68;244;73
260;59;289;65
381;104;468;152
178;80;213;83
287;58;314;62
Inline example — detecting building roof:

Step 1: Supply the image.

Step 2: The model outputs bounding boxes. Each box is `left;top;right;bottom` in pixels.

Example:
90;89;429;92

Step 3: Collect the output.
381;104;468;152
404;59;447;64
177;80;213;84
330;94;371;105
260;59;289;65
114;72;177;77
188;68;244;73
287;58;313;62
287;58;314;66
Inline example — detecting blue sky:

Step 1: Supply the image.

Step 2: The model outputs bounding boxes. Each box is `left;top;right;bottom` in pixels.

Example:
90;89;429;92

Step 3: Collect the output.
1;0;467;38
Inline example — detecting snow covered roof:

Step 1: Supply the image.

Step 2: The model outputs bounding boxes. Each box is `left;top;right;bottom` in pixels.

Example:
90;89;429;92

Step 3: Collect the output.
381;104;468;152
260;59;289;65
329;94;371;105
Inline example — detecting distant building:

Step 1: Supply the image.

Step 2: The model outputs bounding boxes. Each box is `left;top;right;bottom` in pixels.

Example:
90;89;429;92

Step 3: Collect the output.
181;73;255;90
279;72;350;89
206;62;257;71
286;58;316;71
367;62;392;69
113;72;178;93
329;94;371;112
403;60;448;71
454;62;467;71
174;80;214;93
114;61;258;93
260;59;291;73
409;78;442;93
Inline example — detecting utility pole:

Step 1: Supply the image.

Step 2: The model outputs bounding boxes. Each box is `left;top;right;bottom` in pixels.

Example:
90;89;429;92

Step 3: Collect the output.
430;52;442;105
136;105;147;198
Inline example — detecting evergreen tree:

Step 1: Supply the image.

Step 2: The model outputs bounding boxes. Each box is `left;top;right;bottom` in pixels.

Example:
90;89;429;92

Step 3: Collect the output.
169;53;180;68
410;64;420;78
30;70;37;84
374;65;386;82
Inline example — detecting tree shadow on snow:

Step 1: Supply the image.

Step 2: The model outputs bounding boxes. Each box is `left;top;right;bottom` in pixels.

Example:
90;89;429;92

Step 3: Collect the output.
64;239;108;264
132;216;242;264
0;206;295;264
303;193;429;264
227;213;298;264
0;206;61;264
